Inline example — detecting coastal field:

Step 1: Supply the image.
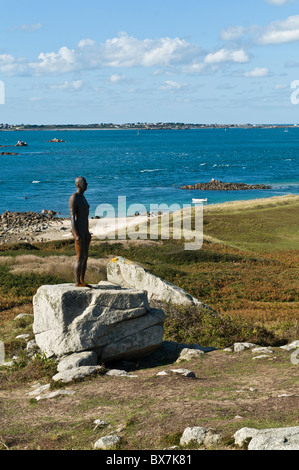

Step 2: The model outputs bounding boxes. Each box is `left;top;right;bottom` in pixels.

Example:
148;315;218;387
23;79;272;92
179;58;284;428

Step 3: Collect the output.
0;195;298;450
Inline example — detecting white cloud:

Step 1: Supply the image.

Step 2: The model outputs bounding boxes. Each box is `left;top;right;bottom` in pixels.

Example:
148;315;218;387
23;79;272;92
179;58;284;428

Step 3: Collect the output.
204;48;250;64
0;32;204;76
0;54;15;66
13;23;42;32
100;32;201;67
0;54;21;74
243;67;271;77
78;39;96;48
110;73;126;83
221;14;299;46
224;15;299;45
220;26;247;41
29;46;77;75
181;62;207;74
258;15;299;44
264;0;295;5
0;32;256;82
0;33;251;79
159;80;186;91
50;80;83;90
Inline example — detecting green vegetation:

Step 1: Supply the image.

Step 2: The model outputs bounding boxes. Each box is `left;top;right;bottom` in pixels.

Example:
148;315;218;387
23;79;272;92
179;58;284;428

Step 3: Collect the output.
0;195;298;450
202;195;299;252
161;303;283;349
0;196;298;348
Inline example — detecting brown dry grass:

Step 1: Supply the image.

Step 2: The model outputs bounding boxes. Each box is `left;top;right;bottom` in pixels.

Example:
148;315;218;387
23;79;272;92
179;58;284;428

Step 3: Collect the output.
0;255;109;282
0;348;298;450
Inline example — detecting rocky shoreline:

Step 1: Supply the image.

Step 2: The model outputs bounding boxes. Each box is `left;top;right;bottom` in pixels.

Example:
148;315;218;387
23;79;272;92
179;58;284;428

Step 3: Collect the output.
0;210;66;244
181;179;271;191
1;152;20;156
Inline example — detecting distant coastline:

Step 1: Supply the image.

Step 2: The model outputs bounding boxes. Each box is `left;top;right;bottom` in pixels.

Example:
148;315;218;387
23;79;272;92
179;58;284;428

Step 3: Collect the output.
1;122;298;131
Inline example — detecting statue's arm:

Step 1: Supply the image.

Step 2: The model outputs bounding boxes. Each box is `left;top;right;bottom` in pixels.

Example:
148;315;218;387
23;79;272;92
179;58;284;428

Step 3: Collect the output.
69;195;80;241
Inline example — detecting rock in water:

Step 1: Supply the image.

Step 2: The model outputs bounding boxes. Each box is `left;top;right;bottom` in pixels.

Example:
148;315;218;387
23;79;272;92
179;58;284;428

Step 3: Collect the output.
180;179;271;191
33;283;165;362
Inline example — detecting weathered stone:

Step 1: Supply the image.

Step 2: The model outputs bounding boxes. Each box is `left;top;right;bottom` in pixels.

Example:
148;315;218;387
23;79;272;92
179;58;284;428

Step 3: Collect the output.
26;339;40;357
280;340;299;351
176;348;205;362
234;427;260;447
106;369;138;378
233;342;256;352
180;427;221;447
57;351;98;372
93;419;110;430
27;384;50;396
14;314;33;321
252;354;273;360
98;281;122;290
170;368;196;378
94;435;121;450
0;210;63;244
16;334;30;340
36;390;76;401
252;347;273;354
52;365;104;383
107;256;214;310
33;284;165;362
234;426;299;450
101;322;164;362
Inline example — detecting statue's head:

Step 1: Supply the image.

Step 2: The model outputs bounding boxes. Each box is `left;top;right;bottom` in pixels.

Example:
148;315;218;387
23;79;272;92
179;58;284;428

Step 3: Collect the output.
75;176;88;192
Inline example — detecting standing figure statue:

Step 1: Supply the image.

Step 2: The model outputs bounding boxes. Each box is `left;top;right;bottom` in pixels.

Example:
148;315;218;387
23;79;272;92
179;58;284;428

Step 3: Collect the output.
69;177;93;288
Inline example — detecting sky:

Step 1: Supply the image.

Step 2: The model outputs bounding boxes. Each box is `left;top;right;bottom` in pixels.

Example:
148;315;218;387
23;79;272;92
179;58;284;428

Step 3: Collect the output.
1;0;299;124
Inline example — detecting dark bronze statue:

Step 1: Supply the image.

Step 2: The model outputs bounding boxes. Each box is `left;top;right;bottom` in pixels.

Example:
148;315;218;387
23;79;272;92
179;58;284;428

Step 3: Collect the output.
69;177;92;288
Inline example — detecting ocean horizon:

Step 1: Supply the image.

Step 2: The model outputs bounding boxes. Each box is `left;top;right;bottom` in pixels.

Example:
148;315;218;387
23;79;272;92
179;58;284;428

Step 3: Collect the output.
0;127;298;218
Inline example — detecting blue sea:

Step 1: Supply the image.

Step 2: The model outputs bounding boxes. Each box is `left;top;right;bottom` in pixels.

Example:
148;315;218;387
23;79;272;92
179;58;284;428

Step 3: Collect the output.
0;128;298;217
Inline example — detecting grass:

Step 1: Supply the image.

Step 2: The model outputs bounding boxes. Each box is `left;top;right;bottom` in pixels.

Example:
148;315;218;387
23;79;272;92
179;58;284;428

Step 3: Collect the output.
201;194;299;252
0;195;298;345
0;195;298;450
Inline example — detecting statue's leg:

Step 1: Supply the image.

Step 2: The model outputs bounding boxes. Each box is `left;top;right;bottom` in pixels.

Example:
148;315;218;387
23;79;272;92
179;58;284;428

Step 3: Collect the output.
78;237;93;288
74;239;86;287
81;238;89;283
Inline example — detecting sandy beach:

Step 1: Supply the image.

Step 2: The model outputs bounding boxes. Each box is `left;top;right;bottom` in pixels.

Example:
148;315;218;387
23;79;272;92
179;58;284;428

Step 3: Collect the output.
0;212;151;245
0;194;298;245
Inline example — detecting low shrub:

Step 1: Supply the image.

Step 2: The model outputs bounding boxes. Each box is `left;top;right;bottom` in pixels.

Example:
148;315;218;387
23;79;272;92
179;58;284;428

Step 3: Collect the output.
159;302;283;349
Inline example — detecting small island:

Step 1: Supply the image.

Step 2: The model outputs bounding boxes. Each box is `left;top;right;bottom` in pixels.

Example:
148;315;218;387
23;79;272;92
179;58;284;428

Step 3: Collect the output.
181;179;271;191
15;141;28;147
1;151;20;156
47;138;65;143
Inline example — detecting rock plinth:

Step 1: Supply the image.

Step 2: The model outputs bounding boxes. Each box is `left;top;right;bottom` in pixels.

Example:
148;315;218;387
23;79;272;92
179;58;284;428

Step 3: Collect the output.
33;283;165;363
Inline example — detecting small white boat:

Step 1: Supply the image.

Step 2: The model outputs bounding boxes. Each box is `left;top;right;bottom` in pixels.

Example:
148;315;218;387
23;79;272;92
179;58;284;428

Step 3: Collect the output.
192;198;208;204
